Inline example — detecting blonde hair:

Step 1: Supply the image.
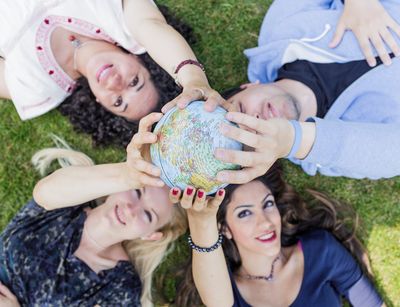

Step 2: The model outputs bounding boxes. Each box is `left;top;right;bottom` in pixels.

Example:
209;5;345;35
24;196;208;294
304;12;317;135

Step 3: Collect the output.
32;138;187;307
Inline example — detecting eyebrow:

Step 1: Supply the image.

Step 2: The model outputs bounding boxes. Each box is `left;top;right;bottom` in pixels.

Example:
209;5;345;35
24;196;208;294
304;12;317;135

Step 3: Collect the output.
233;193;272;211
142;187;160;223
137;81;145;92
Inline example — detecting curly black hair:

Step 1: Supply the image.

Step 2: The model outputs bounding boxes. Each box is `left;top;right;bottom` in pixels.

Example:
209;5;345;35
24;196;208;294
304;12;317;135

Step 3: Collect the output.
58;4;195;147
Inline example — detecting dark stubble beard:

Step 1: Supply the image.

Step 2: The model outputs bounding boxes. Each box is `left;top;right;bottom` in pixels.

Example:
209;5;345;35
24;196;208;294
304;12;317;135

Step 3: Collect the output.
285;93;301;120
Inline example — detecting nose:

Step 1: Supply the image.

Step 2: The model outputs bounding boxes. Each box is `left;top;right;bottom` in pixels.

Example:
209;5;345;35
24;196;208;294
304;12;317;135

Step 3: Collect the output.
255;212;272;229
106;73;123;91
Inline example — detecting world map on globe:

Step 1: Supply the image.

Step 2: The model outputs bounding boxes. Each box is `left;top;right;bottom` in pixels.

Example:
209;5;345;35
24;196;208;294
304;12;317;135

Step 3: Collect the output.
150;100;243;195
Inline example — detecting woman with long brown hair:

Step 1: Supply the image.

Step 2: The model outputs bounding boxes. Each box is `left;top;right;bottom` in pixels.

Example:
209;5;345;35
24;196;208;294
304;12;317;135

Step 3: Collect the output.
175;163;383;307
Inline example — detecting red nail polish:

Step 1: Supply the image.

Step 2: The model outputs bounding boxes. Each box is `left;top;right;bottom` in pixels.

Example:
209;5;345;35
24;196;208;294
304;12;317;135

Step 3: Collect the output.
172;188;179;196
198;190;204;198
218;190;224;196
187;187;194;196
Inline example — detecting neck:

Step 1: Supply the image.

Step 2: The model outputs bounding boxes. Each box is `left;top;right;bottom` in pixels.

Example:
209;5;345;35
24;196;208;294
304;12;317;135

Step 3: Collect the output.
275;79;317;121
239;249;284;278
74;208;129;272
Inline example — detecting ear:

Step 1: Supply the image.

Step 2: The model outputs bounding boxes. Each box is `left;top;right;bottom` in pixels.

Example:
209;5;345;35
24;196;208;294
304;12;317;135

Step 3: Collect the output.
219;223;233;240
141;231;163;241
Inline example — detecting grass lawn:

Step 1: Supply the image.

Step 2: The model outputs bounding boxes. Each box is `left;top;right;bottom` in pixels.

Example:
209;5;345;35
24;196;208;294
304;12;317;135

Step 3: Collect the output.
1;0;399;306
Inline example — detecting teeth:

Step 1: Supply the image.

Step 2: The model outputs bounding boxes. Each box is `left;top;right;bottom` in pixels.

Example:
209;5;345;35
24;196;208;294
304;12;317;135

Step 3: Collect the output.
99;66;110;81
258;232;274;240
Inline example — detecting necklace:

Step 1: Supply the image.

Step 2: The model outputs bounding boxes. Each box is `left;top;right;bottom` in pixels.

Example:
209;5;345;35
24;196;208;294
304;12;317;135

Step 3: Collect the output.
241;255;281;282
68;35;98;71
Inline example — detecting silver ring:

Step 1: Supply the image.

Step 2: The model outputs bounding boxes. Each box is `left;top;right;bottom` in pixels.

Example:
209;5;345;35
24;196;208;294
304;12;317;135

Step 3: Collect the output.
195;88;205;98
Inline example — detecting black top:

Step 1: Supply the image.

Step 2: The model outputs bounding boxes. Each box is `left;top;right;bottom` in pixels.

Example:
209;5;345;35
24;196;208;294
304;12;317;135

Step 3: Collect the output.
230;229;382;307
276;55;390;117
0;200;141;306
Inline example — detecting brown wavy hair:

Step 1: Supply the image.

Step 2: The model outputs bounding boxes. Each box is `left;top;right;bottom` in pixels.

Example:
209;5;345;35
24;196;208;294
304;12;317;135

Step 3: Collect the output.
176;162;372;307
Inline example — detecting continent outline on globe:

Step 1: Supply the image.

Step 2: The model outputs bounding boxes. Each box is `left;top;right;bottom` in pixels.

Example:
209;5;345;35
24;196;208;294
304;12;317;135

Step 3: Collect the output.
150;101;242;195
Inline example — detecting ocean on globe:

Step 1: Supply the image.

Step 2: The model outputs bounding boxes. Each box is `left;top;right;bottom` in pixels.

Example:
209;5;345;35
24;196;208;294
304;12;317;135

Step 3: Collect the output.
150;100;242;195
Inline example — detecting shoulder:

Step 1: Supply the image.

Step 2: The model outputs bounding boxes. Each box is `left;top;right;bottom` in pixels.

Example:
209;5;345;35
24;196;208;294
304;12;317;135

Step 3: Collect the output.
299;228;345;256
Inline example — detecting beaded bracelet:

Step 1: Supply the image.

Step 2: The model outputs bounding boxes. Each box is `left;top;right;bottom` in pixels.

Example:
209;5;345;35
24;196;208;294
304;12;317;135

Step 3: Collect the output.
188;233;223;253
173;59;205;87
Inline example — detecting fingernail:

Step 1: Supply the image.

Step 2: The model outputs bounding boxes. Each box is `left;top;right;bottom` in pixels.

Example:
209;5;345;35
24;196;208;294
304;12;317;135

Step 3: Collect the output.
172;188;179;196
197;190;204;198
218;189;225;196
186;187;194;196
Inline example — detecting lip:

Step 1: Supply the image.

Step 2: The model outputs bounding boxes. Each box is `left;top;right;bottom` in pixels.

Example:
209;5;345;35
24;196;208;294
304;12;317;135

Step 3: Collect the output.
115;204;126;225
255;231;277;243
96;64;113;83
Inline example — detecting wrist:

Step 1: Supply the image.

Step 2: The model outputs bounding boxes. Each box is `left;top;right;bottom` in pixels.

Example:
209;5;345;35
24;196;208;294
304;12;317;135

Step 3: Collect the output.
295;122;316;159
119;162;142;190
188;217;219;245
175;64;209;88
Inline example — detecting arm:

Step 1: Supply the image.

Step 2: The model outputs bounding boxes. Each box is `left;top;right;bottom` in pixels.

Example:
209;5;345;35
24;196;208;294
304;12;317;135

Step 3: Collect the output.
216;110;400;181
33;162;133;210
297;118;400;179
33;112;165;210
171;187;233;307
322;232;383;307
122;0;225;111
330;0;400;66
0;58;11;99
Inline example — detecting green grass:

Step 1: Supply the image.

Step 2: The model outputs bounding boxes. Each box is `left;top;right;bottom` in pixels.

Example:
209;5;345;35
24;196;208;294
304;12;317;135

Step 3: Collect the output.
0;0;399;306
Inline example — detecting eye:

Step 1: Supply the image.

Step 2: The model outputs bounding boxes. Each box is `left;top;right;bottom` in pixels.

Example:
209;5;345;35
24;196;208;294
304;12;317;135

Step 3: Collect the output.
238;209;252;219
263;200;275;209
135;189;142;199
114;96;123;107
144;210;153;223
129;76;139;87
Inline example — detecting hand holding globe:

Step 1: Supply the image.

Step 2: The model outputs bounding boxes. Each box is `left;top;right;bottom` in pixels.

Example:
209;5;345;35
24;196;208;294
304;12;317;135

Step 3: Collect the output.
150;100;242;195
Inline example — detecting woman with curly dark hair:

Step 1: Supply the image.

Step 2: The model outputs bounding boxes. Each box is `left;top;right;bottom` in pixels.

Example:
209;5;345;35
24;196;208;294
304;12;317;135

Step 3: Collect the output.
0;0;222;146
173;163;383;307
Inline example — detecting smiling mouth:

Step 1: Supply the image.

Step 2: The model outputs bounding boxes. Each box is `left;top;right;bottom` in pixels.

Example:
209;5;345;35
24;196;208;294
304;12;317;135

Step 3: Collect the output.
96;64;113;83
115;204;126;225
255;231;277;243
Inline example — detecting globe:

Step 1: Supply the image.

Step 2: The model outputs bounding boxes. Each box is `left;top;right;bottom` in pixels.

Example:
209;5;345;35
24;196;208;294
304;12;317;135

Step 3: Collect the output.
150;100;242;195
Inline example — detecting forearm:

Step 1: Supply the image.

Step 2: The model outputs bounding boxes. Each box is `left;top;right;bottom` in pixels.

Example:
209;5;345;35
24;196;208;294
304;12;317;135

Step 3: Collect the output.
298;119;400;178
0;58;11;99
33;162;133;210
123;0;209;87
189;217;234;307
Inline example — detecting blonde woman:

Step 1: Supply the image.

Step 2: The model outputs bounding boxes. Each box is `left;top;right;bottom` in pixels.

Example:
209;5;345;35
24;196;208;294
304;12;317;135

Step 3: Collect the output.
0;113;185;306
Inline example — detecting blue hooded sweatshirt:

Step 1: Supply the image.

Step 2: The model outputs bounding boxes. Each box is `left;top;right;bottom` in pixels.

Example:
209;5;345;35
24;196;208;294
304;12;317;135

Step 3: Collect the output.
244;0;400;179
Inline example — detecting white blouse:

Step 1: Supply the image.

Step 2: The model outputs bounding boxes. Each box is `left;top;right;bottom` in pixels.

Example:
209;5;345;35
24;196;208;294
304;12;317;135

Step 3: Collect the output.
0;0;147;120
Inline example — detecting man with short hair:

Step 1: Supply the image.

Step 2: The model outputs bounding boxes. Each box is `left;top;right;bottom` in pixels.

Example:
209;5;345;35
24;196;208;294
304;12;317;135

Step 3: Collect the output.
215;0;400;183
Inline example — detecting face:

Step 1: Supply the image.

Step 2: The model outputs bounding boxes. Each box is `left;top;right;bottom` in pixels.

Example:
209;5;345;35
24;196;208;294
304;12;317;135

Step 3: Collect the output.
228;83;300;120
85;48;159;120
224;180;281;258
100;186;173;241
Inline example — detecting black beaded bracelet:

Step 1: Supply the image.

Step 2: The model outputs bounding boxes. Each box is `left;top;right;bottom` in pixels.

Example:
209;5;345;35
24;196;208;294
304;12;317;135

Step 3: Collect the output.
188;233;223;253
